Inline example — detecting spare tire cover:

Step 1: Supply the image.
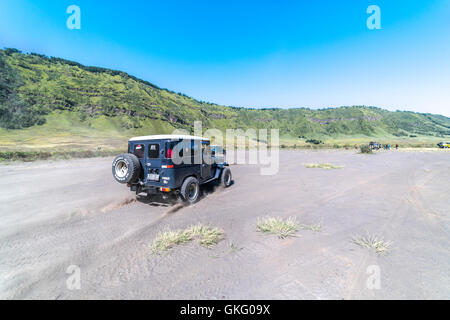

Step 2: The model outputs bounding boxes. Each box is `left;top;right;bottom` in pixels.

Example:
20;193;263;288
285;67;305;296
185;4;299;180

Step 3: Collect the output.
112;153;141;184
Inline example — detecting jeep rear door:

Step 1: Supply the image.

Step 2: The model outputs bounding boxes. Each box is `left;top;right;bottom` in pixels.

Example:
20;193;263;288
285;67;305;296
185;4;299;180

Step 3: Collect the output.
144;142;163;183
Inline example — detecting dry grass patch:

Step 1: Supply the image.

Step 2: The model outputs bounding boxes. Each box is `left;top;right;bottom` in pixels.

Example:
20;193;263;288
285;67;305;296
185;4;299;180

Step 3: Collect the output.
304;163;343;169
257;217;299;239
352;233;393;255
151;224;224;254
359;145;373;154
299;222;323;232
228;241;243;253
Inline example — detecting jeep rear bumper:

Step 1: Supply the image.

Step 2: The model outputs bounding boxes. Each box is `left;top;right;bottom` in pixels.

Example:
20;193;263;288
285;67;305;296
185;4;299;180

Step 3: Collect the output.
130;183;178;195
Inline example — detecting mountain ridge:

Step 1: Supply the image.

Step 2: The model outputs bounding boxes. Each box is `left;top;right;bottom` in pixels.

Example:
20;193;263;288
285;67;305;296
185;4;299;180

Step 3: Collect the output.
1;48;449;144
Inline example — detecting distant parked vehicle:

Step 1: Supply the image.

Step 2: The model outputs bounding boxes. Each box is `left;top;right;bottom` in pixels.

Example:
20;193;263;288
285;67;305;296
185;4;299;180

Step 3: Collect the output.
437;142;450;148
112;135;232;204
369;142;382;150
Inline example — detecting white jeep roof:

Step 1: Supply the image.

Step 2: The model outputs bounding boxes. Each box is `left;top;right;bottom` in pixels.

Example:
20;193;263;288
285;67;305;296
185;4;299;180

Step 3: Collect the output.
129;134;210;142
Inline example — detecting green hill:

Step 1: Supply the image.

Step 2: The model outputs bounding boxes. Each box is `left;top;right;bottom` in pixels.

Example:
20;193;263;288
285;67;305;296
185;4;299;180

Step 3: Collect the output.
1;48;449;156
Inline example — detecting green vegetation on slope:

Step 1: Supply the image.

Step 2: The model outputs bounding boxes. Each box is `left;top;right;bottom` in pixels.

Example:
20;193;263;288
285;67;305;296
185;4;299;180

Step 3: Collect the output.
0;48;449;153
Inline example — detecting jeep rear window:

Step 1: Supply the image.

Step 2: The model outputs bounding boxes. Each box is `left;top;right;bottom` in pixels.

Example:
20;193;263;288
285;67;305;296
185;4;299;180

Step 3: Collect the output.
133;144;145;158
148;143;160;159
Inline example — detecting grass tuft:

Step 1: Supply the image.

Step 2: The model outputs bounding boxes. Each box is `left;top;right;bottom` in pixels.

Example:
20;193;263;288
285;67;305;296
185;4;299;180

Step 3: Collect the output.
352;233;392;255
151;224;224;254
299;222;323;232
257;217;299;239
304;163;343;169
228;241;243;253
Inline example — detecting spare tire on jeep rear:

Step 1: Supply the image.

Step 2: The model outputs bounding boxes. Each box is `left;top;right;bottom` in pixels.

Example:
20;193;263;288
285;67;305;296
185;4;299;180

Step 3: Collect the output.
112;153;141;184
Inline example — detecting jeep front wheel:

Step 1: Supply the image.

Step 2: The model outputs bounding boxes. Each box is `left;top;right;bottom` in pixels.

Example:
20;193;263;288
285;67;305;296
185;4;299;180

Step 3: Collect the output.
219;167;232;187
180;176;200;204
112;153;141;184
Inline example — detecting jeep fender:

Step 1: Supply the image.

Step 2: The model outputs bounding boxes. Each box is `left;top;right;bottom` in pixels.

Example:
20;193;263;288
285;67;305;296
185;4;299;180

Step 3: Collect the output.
214;162;229;180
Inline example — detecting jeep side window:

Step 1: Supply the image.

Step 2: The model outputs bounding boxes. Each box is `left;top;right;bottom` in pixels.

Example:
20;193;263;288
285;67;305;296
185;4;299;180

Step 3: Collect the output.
202;141;212;164
177;141;191;158
133;144;145;158
148;143;160;159
192;141;200;164
165;141;185;158
165;141;178;159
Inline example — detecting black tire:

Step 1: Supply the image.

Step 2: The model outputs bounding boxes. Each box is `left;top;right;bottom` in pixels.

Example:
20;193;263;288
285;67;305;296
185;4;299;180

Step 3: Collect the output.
219;167;232;187
112;153;141;184
180;176;200;204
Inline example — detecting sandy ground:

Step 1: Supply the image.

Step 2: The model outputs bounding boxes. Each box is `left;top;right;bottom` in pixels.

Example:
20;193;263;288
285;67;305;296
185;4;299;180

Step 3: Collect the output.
0;150;449;299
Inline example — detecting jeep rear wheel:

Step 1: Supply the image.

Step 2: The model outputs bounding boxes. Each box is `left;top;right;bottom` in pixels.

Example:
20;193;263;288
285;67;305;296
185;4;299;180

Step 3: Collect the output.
112;153;141;184
180;176;200;204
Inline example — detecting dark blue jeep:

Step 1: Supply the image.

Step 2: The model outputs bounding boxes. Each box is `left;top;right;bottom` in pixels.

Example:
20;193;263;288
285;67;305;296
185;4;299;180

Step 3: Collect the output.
112;134;232;203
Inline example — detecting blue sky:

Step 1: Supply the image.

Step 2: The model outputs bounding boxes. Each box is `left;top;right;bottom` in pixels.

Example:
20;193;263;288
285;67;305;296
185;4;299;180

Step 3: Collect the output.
1;0;449;116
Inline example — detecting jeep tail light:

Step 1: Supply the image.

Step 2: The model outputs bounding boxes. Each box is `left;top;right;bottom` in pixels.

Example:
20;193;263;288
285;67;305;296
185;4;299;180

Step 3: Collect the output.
160;187;171;192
